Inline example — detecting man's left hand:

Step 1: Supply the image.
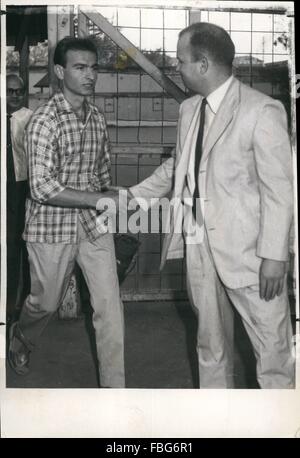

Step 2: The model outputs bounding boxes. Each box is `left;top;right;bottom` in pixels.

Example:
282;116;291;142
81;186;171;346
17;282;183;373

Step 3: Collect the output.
259;258;287;301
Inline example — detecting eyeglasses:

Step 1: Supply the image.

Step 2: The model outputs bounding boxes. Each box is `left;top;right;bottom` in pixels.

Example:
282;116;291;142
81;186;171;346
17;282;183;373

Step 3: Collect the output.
7;88;25;96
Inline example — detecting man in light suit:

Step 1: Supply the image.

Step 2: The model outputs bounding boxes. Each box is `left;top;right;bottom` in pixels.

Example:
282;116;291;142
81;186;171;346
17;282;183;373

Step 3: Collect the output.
129;23;295;388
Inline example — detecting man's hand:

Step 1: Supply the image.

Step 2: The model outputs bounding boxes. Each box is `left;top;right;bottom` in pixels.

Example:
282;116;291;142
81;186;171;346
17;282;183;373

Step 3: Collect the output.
95;188;131;215
96;190;119;215
259;258;288;301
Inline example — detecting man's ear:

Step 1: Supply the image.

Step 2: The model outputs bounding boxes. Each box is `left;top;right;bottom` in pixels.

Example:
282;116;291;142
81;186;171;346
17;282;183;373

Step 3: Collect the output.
54;64;64;81
198;56;208;75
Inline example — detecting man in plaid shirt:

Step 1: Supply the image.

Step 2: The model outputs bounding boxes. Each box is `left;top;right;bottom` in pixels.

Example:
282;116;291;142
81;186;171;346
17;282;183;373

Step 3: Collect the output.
8;37;125;388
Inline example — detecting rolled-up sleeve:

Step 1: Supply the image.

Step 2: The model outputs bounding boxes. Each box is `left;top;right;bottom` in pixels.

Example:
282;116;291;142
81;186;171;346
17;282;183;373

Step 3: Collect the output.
25;116;65;203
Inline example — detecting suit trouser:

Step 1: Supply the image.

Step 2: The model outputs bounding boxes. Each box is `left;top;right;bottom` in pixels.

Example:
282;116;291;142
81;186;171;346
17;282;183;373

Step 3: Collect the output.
18;223;125;388
186;233;295;389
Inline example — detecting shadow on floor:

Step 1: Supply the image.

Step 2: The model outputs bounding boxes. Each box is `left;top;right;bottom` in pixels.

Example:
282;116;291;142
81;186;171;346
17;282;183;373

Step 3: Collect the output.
6;301;259;389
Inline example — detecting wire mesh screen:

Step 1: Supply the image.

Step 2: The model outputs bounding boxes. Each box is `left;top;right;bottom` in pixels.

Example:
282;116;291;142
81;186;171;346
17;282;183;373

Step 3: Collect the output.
75;6;291;144
111;150;187;299
75;7;188;147
74;6;293;299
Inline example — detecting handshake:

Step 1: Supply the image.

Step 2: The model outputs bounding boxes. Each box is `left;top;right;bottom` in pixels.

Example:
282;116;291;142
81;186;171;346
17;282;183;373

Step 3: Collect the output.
96;185;133;212
94;186;204;239
95;186;141;281
95;186;138;234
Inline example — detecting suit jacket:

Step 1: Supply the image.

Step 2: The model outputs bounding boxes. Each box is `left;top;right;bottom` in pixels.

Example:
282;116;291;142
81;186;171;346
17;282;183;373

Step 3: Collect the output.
10;107;33;181
130;77;294;289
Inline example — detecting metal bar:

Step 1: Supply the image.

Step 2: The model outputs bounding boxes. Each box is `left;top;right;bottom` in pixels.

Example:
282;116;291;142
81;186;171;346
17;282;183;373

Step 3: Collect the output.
189;9;201;24
19;35;29;107
111;144;174;154
116;7;120;144
271;12;275;97
96;4;289;15
79;7;186;104
47;6;74;94
15;6;35;106
137;8;142;144
94;91;175;98
78;9;89;37
76;2;289;14
121;291;188;302
161;9;165;145
57;8;74;41
108;120;176;127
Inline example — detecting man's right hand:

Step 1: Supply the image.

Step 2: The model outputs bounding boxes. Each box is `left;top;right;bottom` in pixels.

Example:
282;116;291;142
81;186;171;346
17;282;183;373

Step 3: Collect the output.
259;258;287;301
96;190;119;214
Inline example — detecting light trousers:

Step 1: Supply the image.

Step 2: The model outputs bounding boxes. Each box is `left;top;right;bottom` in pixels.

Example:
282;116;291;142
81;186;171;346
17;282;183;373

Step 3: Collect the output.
186;233;295;389
19;222;125;388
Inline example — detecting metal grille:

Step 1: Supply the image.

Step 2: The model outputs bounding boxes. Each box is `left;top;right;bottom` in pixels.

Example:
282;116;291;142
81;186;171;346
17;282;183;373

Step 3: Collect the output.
76;6;293;300
110;149;187;300
76;6;291;141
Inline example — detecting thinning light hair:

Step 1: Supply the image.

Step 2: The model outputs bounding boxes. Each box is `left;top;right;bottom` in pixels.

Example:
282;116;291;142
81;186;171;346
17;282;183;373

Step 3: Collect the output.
179;22;235;70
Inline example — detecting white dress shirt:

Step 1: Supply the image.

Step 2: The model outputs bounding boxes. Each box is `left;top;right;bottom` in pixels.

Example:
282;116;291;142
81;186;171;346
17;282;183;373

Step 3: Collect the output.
185;75;234;245
10;107;33;181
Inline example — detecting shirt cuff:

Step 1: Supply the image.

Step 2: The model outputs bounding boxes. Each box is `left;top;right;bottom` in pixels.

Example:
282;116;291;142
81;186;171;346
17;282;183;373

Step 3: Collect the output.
33;180;65;203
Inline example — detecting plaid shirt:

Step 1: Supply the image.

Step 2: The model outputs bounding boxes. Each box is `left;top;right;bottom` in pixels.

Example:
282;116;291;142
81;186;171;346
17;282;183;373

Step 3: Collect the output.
23;92;111;243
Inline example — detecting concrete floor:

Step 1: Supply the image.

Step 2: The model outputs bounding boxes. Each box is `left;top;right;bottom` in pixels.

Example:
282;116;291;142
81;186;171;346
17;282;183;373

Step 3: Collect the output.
6;300;260;389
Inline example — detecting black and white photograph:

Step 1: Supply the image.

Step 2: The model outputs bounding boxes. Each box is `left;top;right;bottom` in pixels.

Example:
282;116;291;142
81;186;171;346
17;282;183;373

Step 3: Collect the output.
0;0;299;437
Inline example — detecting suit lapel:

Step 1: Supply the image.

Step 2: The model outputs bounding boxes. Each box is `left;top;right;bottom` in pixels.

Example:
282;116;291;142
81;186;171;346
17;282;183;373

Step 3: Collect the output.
175;95;202;196
202;77;241;163
173;78;240;201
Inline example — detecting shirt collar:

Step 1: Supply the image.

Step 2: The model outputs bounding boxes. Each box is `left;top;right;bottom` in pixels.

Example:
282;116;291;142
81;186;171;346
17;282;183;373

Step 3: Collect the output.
53;91;73;113
54;91;98;117
206;75;234;115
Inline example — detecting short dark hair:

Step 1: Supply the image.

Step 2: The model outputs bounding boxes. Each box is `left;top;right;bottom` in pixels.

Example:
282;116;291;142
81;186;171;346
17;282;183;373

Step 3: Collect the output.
179;22;235;69
53;36;98;67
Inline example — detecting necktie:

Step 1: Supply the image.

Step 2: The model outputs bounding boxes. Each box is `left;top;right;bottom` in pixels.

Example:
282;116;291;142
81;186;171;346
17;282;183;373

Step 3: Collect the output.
192;98;207;224
7;114;16;183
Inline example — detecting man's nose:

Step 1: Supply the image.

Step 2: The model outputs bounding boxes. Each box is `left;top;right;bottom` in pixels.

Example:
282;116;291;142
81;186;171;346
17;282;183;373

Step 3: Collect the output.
86;67;97;80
